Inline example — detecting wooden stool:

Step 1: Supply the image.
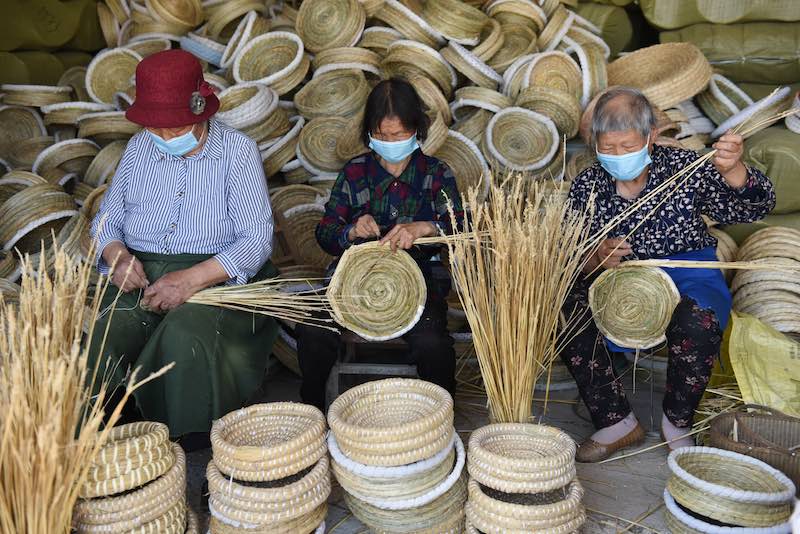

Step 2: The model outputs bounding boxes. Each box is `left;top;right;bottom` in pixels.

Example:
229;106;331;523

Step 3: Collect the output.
324;331;418;409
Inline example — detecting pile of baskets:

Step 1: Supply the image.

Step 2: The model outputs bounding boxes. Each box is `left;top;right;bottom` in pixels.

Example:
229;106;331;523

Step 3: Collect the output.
664;446;796;532
207;402;330;533
72;422;198;533
465;423;585;533
327;378;467;532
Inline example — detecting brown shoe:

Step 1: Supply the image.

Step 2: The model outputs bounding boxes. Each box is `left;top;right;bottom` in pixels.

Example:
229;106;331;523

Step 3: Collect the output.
575;423;646;463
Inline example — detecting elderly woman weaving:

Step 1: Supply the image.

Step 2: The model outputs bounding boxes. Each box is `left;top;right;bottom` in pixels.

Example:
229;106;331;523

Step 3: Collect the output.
296;78;464;410
89;50;277;445
563;87;775;462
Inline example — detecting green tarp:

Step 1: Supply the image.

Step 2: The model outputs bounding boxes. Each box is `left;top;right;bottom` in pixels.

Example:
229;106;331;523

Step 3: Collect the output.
641;0;800;30
740;82;800;101
0;0;103;52
576;3;633;57
723;212;800;245
743;127;800;216
0;50;91;84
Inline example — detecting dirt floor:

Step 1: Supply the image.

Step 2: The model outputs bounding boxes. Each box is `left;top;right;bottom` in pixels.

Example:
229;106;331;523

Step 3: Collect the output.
186;357;672;533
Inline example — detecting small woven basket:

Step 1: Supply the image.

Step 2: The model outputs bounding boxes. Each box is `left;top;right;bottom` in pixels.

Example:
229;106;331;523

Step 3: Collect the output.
77;111;142;144
297;116;351;175
485;0;546;33
440;42;502;90
261;115;305;178
294;69;370;119
41;102;115;127
421;0;487;45
433;130;489;202
408;74;453;125
219;11;271;69
487;23;538;75
0;183;77;254
83;140;128;187
296;0;366;53
515;86;581;139
483;107;559;173
282;203;335;269
233;31;308;96
0;84;73;108
357;26;404;56
696;74;754;127
382;40;457;99
472;18;504;63
372;0;445;49
537;4;575;52
0;105;47;154
85;48;143;105
451;86;511;121
663;489;792;534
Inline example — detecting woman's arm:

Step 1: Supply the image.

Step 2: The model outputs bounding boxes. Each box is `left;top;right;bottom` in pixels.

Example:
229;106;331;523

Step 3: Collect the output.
316;171;356;256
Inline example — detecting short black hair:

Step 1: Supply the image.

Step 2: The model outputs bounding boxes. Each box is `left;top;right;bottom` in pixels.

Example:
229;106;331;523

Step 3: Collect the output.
361;78;430;146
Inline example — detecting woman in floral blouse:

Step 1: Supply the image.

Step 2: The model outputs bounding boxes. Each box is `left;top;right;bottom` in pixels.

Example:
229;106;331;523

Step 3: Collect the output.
563;87;775;462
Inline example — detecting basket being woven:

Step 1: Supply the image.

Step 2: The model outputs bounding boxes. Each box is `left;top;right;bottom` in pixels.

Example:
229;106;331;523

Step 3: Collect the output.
327;242;427;342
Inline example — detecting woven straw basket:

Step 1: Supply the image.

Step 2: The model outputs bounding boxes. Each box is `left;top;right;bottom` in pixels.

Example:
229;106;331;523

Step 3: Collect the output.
296;0;366;53
483;107;559;173
372;0;445;49
294;69;370;119
0;105;47;153
422;0;487;45
85;48;143;105
0;183;77;254
0;84;73;108
233;31;310;95
434;130;489;202
282;203;335;269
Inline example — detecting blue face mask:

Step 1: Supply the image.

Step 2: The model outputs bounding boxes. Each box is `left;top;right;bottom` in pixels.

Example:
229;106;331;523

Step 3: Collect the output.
595;136;652;182
148;127;201;157
368;133;419;163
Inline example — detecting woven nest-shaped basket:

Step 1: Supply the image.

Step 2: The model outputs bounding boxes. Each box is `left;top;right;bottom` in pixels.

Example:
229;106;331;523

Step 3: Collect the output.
451;86;511;121
515;86;581;139
32;138;99;177
0;105;47;154
589;266;681;350
465;478;585;534
327;242;427;342
77;111;142;143
335;111;368;162
421;0;487;45
468;423;577;494
207;455;331;528
217;83;277;130
312;46;383;79
296;0;365;54
382;40;457;99
85;48;142;105
663;489;792;534
711;86;793;140
146;0;203;28
84;140;128;187
219;12;271;69
210;402;327;482
270;184;328;217
261;115;305;178
453;108;492;145
357;26;404;56
487;23;538;75
297;116;350;175
0;171;47;206
7;136;53;170
327;377;454;466
79;422;174;499
282;204;334;269
233;32;309;95
471;18;504;64
0;183;77;253
294;69;370;119
667;447;795;528
696;74;754;127
440;42;502;90
537;4;574;52
372;0;444;49
209;503;327;534
608;43;712;111
58;66;90;102
408;74;453;125
41;102;115;127
0;84;73;108
204;0;264;39
343;473;467;533
434;130;489;201
485;0;546;33
483;107;559;173
73;442;186;533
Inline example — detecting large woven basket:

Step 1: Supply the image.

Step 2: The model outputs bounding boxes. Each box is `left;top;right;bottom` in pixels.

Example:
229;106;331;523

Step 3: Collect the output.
296;0;366;53
709;405;800;498
0;183;77;254
233;31;309;95
294;69;370;119
85;48;143;105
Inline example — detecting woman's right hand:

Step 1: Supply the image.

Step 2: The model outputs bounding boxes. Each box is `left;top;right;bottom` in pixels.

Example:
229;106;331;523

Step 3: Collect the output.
348;214;381;242
593;238;633;270
104;242;149;292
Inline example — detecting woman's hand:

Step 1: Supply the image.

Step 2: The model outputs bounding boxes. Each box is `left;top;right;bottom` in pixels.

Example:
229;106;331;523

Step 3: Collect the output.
592;238;633;270
348;214;381;242
108;245;149;292
380;222;437;252
712;132;747;188
142;270;200;312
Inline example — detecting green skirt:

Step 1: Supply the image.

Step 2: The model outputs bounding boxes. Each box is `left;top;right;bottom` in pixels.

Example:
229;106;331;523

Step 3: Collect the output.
88;251;278;437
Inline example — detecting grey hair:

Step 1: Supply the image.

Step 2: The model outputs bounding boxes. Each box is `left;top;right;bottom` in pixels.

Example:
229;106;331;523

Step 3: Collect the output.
590;87;657;146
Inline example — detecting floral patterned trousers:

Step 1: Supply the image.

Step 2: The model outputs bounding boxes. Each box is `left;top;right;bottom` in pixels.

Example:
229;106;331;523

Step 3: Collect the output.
559;274;723;430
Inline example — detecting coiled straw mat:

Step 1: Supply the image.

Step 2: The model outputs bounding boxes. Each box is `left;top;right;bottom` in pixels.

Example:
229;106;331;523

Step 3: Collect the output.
486;23;538;75
607;43;712;111
483;107;559;173
210;402;327;482
484;0;547;33
372;0;445;49
41;102;115;127
667;447;795;528
696;74;754;127
0;84;73;108
74;443;187;533
233;32;309;96
260;115;305;177
515;86;581;139
296;0;366;54
450;86;511;121
311;47;383;79
382;40;457;99
327;378;454;466
294;69;370;119
297;116;350;175
465;478;586;533
440;42;502;90
434;130;489;201
663;489;792;534
0;183;77;253
85;48;143;105
589;266;681;350
711;86;793;140
79;422;175;499
327;242;427;342
468;423;577;494
421;0;487;46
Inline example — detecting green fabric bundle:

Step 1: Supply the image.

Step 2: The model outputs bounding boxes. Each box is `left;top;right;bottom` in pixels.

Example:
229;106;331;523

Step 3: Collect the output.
0;50;92;85
723;213;800;245
660;23;800;84
0;0;103;52
575;3;633;57
641;0;800;30
739;83;800;102
742;127;800;216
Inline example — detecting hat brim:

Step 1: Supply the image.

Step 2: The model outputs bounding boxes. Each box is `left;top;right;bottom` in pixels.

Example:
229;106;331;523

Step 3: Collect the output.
125;93;220;128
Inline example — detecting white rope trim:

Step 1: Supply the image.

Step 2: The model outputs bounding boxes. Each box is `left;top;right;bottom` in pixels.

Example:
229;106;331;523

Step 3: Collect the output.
663;490;793;534
280;158;303;173
450;98;502;118
86;47;143;105
362;26;404;39
444;130;491;199
560;36;591;109
0;84;72;93
381;0;445;46
295;148;336;177
41;102;114;114
521;51;580;92
712;86;792;139
261;115;304;161
308;174;339;183
447;42;502;84
113;91;135;111
709;74;754;115
568;25;610;60
217;83;277;129
486;0;546;26
283;203;324;219
572;12;602;35
220;11;258;68
180;33;226;67
485;107;559;171
58;172;77;187
690;116;716;135
4;210;79;252
501;53;536;96
0;158;9;173
543;11;574;52
667;447;796;504
451;331;471;343
128;32;181;43
312;62;382;79
389;40;457;89
233;31;305;86
32;138;100;174
346;301;425;341
329;431;465;510
314;521;325;534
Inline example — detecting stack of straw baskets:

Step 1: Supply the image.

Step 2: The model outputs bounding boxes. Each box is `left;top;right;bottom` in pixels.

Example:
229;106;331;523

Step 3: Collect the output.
465;423;585;533
206;402;330;533
663;446;796;532
327;378;468;532
72;422;198;533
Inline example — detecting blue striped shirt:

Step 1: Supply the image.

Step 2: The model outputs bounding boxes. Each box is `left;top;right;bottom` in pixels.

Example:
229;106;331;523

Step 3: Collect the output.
91;119;273;285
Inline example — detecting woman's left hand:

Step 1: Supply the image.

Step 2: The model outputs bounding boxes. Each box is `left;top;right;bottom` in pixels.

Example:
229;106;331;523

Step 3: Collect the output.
380;221;437;251
142;270;199;312
712;132;745;177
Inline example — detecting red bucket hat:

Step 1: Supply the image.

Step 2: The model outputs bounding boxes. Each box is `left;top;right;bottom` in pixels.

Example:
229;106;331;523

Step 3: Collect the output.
126;49;219;128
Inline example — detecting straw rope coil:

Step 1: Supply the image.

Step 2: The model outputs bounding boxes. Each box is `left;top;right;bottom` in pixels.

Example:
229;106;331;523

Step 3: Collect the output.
282;204;335;269
589;266;681;350
483;107;559;172
297;116;350;174
296;0;365;54
421;0;487;45
485;0;546;33
440;42;502;90
328;378;454;466
294;69;370;119
0;105;47;153
607;43;712;110
208;502;327;534
382;40;457;99
0;84;73;108
451;86;511;121
711;86;794;140
0;183;77;253
327;243;428;342
515;86;581;139
41;102;115;127
77;111;141;143
434;130;489;201
261;115;304;178
736;227;800;263
312;47;383;78
663;489;793;534
486;23;538;75
210;402;327;482
408;74;453;125
357;26;404;56
537;5;574;52
372;0;445;49
667;447;795;528
232;32;308;95
696;74;754;127
85;48;142;105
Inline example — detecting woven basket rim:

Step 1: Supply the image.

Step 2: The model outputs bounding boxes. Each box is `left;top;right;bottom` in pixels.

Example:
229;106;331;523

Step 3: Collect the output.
662;489;792;534
85;47;143;105
31;138;100;175
217;83;277;129
232;31;305;86
485;106;559;171
0;84;73;94
443;41;502;86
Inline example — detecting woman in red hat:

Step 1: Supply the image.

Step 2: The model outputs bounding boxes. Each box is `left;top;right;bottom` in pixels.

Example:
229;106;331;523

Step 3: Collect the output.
89;50;277;447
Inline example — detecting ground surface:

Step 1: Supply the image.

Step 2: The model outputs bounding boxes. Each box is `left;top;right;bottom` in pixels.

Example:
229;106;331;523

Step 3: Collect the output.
186;359;672;533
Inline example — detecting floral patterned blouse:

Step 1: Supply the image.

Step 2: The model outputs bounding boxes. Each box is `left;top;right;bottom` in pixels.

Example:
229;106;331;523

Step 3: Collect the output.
567;144;776;259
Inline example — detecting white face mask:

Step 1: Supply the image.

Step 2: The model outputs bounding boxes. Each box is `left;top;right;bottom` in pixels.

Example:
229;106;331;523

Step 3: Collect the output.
148;125;201;156
368;133;419;163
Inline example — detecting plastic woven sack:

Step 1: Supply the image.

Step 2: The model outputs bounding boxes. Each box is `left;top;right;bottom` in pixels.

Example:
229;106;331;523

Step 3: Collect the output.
740;82;800;101
723;212;800;245
641;0;800;30
743;127;800;215
0;0;103;52
660;23;800;84
575;4;632;57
